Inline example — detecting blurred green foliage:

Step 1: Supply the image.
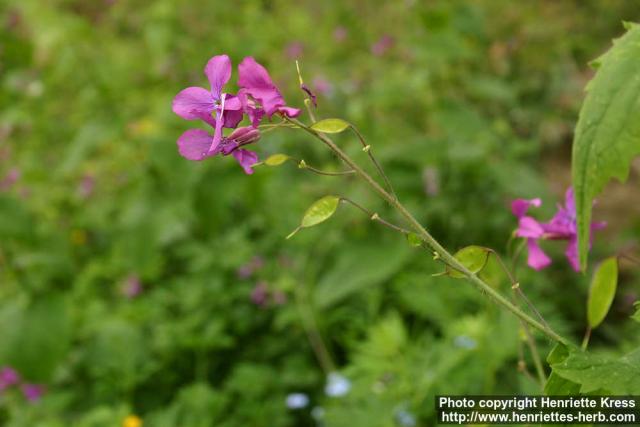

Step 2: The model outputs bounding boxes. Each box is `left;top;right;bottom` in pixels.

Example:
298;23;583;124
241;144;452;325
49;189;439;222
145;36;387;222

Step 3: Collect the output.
0;0;639;425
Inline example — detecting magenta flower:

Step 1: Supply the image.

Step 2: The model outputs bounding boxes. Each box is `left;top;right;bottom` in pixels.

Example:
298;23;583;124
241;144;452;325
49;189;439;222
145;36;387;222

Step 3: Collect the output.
333;26;348;42
285;41;304;59
122;275;142;298
0;168;20;191
172;55;244;150
250;281;269;307
21;383;45;402
238;57;301;119
371;35;395;56
512;188;605;271
177;126;260;174
0;367;20;391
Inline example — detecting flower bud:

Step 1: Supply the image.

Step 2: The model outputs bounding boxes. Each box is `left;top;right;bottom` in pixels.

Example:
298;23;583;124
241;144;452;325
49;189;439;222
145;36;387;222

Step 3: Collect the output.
228;126;261;146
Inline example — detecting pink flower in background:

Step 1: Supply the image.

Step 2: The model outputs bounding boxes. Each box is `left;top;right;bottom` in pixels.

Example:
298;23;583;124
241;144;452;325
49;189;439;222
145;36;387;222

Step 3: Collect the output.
0;167;20;191
172;55;244;150
0;367;20;391
312;77;333;97
371;35;395;56
251;281;269;307
78;174;95;199
512;188;605;271
21;383;45;402
285;41;304;59
333;26;348;42
238;57;301;119
122;275;143;298
237;256;265;279
177;126;261;174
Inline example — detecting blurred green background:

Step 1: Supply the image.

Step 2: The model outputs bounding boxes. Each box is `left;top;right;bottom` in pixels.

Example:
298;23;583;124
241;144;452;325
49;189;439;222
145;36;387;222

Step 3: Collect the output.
1;0;639;425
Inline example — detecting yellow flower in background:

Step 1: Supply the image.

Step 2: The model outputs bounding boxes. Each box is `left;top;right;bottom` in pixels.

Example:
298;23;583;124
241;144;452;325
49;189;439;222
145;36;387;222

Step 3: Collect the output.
122;415;143;427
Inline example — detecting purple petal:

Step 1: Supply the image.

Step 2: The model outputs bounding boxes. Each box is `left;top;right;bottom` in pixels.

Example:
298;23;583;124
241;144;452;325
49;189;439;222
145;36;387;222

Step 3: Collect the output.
238;57;275;91
516;216;545;238
238;57;289;117
238;89;266;127
564;187;575;216
205;55;232;100
565;236;580;272
526;239;551;270
511;198;541;218
223;95;244;128
172;87;214;121
277;106;301;118
177;129;214;161
232;149;259;174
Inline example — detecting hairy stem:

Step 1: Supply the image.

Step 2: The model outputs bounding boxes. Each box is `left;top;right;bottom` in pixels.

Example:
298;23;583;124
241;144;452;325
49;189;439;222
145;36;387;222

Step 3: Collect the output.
349;125;397;200
285;116;572;347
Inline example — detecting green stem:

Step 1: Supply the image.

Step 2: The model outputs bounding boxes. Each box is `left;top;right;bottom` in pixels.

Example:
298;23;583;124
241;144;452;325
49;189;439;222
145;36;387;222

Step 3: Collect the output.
285;116;572;347
340;197;412;235
350;125;397;199
295;282;335;374
581;327;592;351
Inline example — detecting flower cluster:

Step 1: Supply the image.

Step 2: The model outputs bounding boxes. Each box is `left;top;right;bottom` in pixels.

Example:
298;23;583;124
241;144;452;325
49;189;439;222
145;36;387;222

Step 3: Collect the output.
0;366;45;403
172;55;300;174
512;187;605;271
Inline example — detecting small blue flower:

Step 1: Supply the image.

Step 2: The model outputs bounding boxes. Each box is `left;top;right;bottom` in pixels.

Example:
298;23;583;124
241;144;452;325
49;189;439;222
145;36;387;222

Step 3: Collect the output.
453;335;477;350
395;409;417;427
286;392;309;409
324;372;351;397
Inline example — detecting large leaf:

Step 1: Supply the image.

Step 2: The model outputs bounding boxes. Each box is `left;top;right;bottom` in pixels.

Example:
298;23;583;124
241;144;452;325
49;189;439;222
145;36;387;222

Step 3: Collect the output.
572;23;640;270
551;347;640;394
587;257;618;328
4;294;72;381
314;240;411;308
544;344;581;395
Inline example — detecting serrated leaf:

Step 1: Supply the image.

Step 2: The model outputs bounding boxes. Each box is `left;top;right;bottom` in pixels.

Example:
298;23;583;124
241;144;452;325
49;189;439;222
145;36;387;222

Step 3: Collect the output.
287;196;340;239
446;245;490;279
264;154;290;166
311;118;350;133
572;24;640;270
544;344;581;395
587;257;618;328
406;232;422;247
551;348;640;394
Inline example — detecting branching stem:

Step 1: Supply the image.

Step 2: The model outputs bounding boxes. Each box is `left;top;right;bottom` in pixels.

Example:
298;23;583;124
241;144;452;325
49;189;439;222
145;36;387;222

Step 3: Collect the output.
284;115;572;347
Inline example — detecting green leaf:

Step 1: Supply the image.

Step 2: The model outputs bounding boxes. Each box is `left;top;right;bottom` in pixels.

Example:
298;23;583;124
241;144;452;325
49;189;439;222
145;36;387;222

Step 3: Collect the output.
551;348;640;394
315;239;412;308
264;154;290;166
587;257;618;328
446;245;490;279
5;294;72;381
544;344;581;395
286;196;340;239
311;118;350;133
406;232;422;247
572;23;640;270
632;302;640;323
